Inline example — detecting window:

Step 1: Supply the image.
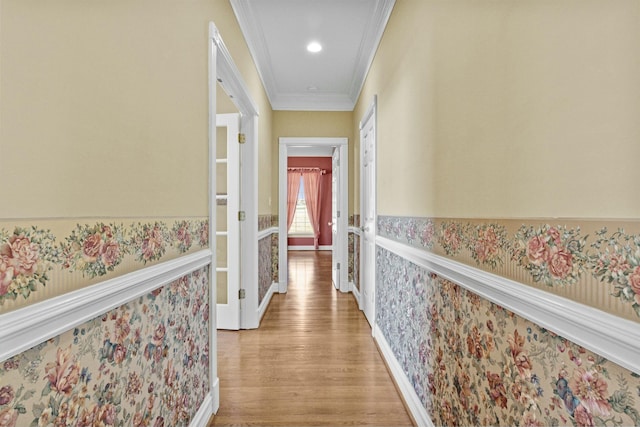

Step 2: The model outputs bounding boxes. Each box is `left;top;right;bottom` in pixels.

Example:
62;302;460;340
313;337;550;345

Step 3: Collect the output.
289;177;314;235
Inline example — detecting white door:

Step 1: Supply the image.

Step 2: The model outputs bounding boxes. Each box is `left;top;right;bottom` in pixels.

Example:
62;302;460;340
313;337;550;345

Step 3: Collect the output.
331;148;340;290
216;113;241;330
360;100;376;328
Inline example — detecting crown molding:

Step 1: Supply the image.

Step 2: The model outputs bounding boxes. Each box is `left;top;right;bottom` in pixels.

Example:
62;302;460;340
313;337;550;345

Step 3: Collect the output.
348;0;396;105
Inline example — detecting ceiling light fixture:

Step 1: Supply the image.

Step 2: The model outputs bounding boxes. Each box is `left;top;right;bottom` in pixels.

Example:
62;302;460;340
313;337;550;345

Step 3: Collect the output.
306;41;322;53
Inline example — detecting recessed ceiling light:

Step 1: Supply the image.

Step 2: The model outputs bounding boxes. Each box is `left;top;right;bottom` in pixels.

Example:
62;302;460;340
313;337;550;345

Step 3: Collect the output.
306;41;322;53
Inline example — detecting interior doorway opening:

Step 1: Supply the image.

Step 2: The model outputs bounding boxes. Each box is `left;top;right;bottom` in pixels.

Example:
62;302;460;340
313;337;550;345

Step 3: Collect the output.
278;138;349;294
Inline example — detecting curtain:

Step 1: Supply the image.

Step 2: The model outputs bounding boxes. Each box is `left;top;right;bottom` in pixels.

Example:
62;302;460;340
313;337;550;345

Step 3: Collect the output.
302;171;322;249
287;171;301;231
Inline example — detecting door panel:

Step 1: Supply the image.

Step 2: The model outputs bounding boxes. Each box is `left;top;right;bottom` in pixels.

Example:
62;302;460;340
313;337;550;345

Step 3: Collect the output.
361;107;376;328
331;149;340;290
216;113;240;330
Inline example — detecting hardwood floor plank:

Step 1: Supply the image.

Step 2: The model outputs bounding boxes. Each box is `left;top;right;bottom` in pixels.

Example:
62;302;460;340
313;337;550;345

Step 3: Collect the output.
208;251;414;426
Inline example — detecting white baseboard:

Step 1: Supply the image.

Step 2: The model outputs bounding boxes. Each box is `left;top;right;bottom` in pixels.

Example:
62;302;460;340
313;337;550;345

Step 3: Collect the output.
212;377;220;414
350;281;362;309
189;389;215;427
258;282;278;322
287;245;332;251
374;326;434;427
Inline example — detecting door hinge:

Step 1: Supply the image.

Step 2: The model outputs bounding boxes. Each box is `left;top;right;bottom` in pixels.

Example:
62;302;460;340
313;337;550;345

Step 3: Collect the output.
239;289;246;299
337;262;340;270
238;133;246;144
238;211;246;221
337;211;341;218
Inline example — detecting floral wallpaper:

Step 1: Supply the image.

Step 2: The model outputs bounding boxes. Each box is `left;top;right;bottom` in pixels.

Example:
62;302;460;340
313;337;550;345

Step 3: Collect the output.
258;236;272;305
0;267;210;427
348;232;360;291
378;216;640;321
271;233;279;285
376;247;640;427
0;219;209;314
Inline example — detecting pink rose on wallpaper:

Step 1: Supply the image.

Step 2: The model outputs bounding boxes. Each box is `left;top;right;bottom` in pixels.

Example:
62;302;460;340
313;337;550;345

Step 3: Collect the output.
199;222;209;247
548;246;573;279
569;368;611;416
475;227;500;263
573;404;595;427
101;239;121;267
547;227;562;245
153;323;166;346
101;224;114;239
443;226;462;252
526;235;549;266
2;235;39;276
608;253;630;276
0;407;18;427
0;257;14;296
628;266;640;302
114;315;131;344
176;226;192;248
113;344;127;364
141;227;164;260
421;221;434;246
154;416;165;427
44;346;80;396
0;386;14;406
82;233;104;262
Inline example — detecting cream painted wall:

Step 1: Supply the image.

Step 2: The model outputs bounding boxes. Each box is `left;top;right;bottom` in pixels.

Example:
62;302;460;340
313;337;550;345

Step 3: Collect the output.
354;0;640;219
272;111;355;215
0;0;272;219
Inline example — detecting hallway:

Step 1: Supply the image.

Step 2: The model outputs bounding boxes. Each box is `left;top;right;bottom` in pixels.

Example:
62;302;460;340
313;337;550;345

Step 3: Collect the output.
209;251;415;426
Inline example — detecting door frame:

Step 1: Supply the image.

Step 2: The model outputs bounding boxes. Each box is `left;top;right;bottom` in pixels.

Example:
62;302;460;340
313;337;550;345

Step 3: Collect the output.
278;137;349;294
210;21;260;333
359;96;377;332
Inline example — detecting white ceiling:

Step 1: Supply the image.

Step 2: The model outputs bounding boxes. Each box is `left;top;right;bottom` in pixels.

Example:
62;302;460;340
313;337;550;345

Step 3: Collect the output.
230;0;395;111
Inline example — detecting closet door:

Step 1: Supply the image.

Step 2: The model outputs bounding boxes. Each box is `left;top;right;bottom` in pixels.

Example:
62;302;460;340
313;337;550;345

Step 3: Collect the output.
216;113;240;330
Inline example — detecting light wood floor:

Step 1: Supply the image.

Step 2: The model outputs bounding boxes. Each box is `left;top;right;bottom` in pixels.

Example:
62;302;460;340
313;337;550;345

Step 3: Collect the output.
208;250;414;426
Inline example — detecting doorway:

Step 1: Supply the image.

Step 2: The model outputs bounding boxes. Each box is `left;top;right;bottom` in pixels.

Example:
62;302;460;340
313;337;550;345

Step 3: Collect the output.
278;138;349;294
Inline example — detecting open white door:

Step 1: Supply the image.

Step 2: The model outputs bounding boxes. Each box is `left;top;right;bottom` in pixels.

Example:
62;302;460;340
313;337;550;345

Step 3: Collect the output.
216;113;241;330
331;148;340;290
360;98;377;328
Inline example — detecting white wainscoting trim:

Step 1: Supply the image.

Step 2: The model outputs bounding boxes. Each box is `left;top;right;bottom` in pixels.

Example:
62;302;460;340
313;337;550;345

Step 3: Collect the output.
0;250;212;363
350;281;362;309
259;282;278;322
258;226;278;241
190;391;214;427
374;325;434;427
377;236;640;375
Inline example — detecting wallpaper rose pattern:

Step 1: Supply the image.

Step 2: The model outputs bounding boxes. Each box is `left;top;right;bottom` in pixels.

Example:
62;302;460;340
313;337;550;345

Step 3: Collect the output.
378;216;640;319
376;247;640;427
0;267;210;427
0;219;208;310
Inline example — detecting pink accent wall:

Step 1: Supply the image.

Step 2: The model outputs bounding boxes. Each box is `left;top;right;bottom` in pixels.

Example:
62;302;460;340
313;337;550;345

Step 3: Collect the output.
287;157;333;247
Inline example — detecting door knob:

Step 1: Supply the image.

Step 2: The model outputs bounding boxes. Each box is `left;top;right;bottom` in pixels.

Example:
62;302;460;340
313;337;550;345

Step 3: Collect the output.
328;222;333;227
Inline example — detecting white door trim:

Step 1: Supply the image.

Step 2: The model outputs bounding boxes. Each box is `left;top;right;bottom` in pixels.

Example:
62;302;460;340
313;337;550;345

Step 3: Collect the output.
278;138;349;294
210;21;260;333
360;96;377;332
